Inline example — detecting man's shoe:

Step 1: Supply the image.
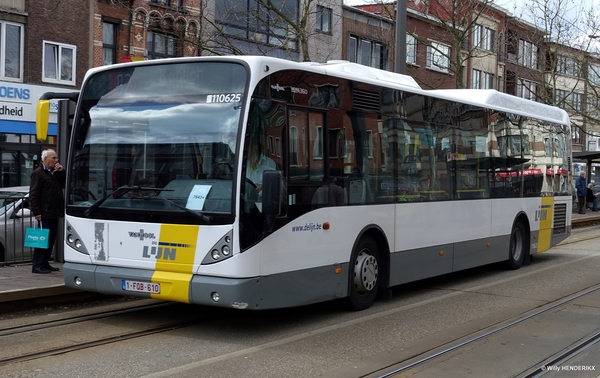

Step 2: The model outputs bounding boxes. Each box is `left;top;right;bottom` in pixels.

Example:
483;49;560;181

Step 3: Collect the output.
45;264;59;272
32;267;51;274
579;211;586;214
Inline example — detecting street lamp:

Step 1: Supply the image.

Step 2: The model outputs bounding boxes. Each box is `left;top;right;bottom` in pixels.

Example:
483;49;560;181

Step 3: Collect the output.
395;1;406;74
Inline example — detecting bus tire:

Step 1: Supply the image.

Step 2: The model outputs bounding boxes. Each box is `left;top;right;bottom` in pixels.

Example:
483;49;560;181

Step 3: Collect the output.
346;235;380;311
507;220;526;270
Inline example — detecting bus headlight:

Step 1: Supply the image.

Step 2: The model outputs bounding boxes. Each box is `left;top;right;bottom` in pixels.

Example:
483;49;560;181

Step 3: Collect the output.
202;230;234;265
64;221;90;255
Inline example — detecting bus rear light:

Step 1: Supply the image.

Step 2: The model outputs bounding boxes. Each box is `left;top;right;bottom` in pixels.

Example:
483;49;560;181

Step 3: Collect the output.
323;222;330;230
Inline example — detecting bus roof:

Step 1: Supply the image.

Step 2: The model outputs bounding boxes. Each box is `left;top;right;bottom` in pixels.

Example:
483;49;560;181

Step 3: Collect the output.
84;56;569;126
425;88;570;126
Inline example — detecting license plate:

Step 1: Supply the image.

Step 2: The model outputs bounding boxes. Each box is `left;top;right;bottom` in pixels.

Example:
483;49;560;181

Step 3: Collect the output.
122;280;160;294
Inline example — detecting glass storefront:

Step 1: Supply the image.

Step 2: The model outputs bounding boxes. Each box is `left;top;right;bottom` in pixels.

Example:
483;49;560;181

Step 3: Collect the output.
0;133;54;188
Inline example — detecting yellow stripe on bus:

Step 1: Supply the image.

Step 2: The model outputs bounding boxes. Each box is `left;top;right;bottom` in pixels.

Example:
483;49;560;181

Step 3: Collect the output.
150;224;199;303
537;197;554;253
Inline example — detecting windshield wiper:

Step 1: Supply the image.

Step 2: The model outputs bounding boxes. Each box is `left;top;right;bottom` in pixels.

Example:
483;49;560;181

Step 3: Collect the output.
83;185;171;217
83;185;213;223
147;196;213;223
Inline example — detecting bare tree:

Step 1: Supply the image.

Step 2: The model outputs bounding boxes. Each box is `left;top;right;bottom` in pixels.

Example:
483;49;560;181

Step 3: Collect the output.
507;0;600;147
356;0;504;89
416;0;503;88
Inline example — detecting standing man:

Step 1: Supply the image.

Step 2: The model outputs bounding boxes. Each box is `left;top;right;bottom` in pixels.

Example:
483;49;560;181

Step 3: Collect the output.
29;149;65;274
576;171;587;215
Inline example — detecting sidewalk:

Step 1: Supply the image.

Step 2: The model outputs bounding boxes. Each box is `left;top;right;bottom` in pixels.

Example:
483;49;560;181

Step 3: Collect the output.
0;262;76;303
1;211;599;304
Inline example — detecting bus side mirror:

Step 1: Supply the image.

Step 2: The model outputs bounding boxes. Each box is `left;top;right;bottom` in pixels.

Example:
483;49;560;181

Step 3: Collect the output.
262;170;282;232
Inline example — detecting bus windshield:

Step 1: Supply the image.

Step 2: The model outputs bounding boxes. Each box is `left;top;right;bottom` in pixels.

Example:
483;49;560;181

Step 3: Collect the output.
68;62;246;222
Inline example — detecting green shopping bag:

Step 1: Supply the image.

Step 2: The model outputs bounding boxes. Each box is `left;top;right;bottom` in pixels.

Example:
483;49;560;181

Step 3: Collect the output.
24;225;50;249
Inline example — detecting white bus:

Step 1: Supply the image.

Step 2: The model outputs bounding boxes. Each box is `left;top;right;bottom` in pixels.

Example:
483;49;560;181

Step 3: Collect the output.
37;56;572;310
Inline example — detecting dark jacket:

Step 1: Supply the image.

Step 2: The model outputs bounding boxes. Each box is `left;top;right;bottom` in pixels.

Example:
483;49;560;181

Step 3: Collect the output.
586;188;597;203
29;166;66;219
576;175;587;197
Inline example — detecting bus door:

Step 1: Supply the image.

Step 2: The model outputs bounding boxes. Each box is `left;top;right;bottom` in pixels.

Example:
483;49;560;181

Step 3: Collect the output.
287;108;327;220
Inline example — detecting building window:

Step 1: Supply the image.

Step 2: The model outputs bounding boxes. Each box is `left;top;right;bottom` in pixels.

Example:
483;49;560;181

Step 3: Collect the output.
570;92;582;111
589;96;600;117
348;36;357;63
472;69;481;89
556;55;579;77
589;64;600;85
473;25;482;49
102;22;117;66
518;39;538;69
348;35;388;70
316;6;331;33
555;89;582;111
216;0;299;49
483;72;494;89
406;34;417;65
43;41;76;85
473;24;495;51
472;70;494;89
0;21;23;81
516;79;537;101
147;32;177;60
426;42;450;72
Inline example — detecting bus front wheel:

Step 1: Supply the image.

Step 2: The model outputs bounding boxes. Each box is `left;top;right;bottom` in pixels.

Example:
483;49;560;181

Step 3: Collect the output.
347;236;380;311
507;220;526;270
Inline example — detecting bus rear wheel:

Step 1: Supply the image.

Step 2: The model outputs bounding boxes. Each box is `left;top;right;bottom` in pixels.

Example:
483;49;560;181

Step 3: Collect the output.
507;220;526;270
347;236;380;311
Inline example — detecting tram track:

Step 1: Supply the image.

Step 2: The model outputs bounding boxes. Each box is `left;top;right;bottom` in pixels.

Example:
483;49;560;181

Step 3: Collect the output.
365;283;600;378
520;329;600;377
0;301;171;337
0;300;227;367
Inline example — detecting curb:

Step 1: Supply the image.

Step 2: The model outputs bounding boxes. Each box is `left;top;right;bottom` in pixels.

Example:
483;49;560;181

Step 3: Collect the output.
0;285;79;303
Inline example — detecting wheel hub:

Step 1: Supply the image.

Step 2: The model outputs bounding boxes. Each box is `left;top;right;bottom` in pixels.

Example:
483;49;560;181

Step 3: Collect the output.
353;251;378;294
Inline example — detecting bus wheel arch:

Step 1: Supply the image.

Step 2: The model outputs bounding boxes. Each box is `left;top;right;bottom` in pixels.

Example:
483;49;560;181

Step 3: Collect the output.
507;214;530;270
346;227;390;311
